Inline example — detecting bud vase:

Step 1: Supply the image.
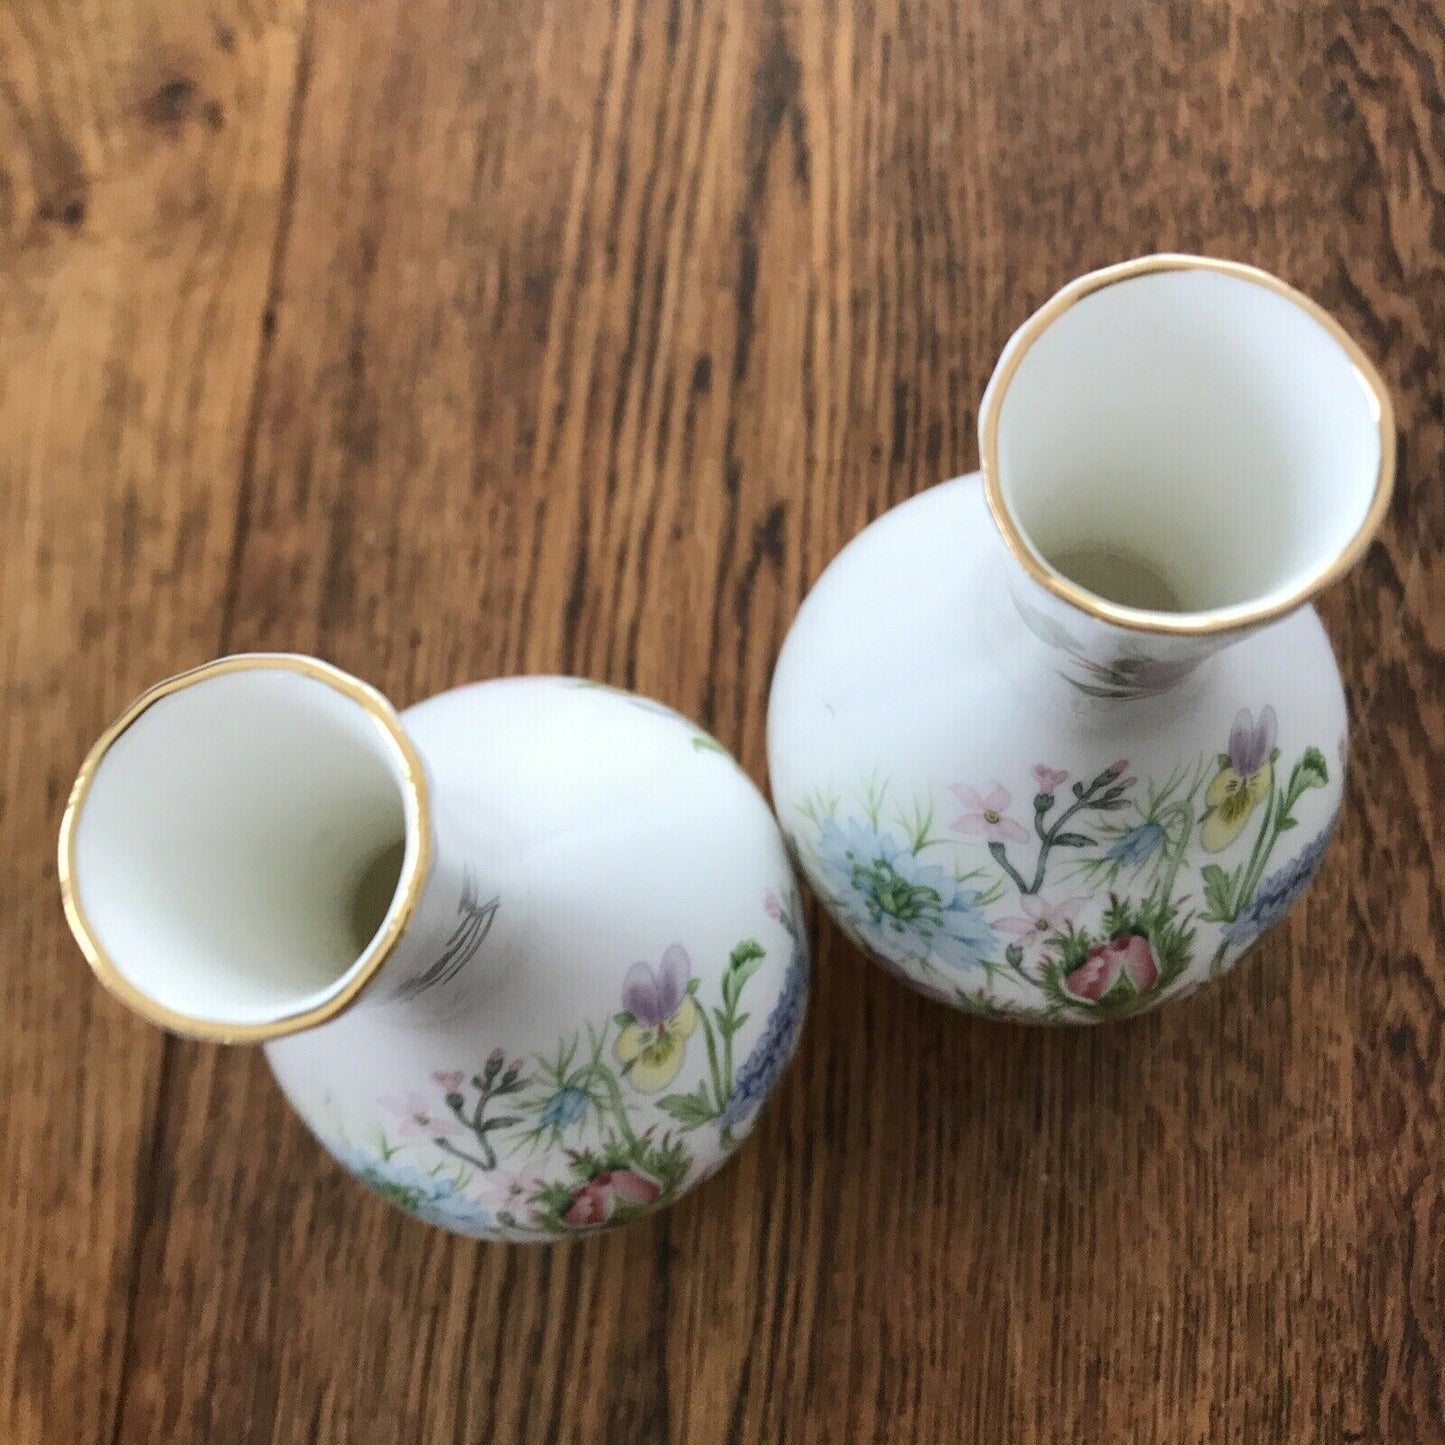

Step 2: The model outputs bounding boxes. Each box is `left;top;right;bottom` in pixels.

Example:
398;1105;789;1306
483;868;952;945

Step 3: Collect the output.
61;658;808;1237
768;255;1393;1021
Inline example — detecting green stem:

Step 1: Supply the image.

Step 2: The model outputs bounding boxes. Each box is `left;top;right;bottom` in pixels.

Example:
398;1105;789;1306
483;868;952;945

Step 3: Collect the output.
696;1006;726;1116
437;1136;496;1171
989;842;1032;895
1154;800;1193;907
1234;786;1281;915
584;1063;640;1152
1026;789;1097;893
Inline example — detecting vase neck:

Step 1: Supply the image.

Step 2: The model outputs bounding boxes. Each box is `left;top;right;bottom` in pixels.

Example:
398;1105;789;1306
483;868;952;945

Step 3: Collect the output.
59;654;521;1042
362;792;526;1027
990;537;1241;699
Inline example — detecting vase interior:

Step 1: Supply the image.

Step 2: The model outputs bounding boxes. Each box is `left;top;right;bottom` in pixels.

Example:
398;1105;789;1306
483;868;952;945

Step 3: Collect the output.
65;663;414;1030
990;264;1386;621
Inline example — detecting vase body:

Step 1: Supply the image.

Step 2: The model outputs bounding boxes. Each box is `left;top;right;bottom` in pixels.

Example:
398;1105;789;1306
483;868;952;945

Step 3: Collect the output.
61;660;808;1239
768;255;1393;1022
769;473;1344;1021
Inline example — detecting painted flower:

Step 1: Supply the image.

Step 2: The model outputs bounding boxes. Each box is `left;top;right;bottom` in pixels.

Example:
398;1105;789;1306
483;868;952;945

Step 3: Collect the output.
1032;765;1069;793
950;784;1030;844
474;1169;546;1212
997;893;1085;964
379;1091;462;1139
563;1180;611;1228
1062;931;1160;1003
814;817;997;974
539;1085;590;1130
1221;823;1335;953
336;1149;499;1234
1202;706;1277;852
432;1070;465;1092
561;1168;663;1228
614;944;699;1092
764;890;783;920
720;923;809;1133
414;1191;499;1235
1106;820;1167;868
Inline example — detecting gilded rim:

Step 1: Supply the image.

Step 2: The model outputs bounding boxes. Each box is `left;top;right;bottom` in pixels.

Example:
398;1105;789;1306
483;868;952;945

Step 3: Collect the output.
57;654;432;1043
978;253;1397;636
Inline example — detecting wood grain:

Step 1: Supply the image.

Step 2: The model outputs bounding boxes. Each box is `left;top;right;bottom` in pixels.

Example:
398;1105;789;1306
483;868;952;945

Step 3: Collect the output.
2;0;1441;1440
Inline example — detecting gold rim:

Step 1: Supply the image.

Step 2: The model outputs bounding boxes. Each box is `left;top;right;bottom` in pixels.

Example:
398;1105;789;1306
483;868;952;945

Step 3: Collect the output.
978;253;1396;636
57;654;432;1043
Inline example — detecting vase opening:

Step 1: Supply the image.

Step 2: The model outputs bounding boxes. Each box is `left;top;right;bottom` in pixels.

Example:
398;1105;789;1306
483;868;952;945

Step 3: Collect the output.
59;656;430;1040
980;255;1394;635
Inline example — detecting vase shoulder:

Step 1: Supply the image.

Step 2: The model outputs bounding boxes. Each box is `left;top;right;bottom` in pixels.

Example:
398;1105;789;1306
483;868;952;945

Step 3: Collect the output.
267;676;809;1239
768;475;1346;1022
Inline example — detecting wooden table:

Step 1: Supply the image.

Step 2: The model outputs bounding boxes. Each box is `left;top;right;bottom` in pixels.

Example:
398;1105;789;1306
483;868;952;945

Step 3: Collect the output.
3;2;1442;1440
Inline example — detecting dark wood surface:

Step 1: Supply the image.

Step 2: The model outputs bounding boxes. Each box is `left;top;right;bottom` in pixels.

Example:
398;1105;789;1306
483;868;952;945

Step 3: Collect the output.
2;1;1442;1440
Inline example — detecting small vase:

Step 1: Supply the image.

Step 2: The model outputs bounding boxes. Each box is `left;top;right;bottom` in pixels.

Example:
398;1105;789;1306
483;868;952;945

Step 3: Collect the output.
768;255;1393;1022
60;658;808;1237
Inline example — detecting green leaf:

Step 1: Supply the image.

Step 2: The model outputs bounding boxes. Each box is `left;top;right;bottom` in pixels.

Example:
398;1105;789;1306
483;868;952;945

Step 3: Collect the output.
691;733;728;755
1004;943;1025;967
613;1012;633;1028
722;938;766;1010
656;1088;717;1130
686;977;701;996
1278;817;1298;831
1052;831;1095;848
728;938;766;970
1200;863;1234;921
1217;753;1232;769
1298;746;1329;790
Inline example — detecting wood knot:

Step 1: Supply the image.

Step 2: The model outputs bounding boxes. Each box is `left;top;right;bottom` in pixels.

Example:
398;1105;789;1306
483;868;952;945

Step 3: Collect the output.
140;76;220;135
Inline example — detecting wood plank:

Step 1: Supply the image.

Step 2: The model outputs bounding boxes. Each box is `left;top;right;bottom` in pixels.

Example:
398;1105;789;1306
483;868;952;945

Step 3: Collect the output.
0;2;307;1442
5;0;1442;1439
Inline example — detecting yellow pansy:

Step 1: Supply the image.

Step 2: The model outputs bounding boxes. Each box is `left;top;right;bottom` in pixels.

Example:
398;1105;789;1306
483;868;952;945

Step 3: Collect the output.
614;944;698;1093
1201;705;1277;853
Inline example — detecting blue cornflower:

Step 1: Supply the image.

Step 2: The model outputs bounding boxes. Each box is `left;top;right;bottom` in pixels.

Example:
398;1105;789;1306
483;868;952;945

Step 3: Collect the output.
1106;820;1166;868
1221;822;1336;953
539;1086;590;1130
812;817;996;974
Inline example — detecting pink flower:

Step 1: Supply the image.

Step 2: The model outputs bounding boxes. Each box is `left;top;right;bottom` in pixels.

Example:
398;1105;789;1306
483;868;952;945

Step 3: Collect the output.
379;1090;462;1139
432;1071;464;1093
602;1169;662;1207
478;1170;545;1207
997;893;1086;963
560;1169;663;1228
764;890;783;920
563;1182;612;1228
951;784;1030;844
1062;933;1160;1003
1032;765;1069;793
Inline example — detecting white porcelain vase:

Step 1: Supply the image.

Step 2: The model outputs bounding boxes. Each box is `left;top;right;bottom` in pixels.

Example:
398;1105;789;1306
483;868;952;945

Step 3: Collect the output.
769;255;1393;1022
60;659;808;1238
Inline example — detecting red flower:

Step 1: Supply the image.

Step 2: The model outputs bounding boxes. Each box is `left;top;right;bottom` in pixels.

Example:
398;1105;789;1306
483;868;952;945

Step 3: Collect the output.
603;1169;662;1207
563;1181;612;1228
560;1169;662;1228
1063;932;1159;1003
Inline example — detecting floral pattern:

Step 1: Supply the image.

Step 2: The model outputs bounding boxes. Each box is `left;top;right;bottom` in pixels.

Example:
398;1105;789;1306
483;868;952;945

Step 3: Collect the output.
614;946;699;1092
793;705;1335;1022
1202;706;1277;851
813;815;997;975
326;892;807;1238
